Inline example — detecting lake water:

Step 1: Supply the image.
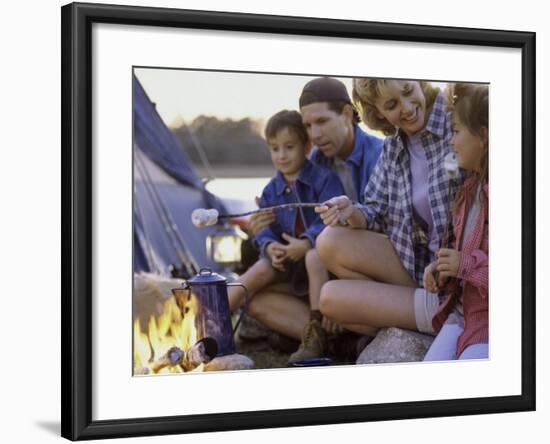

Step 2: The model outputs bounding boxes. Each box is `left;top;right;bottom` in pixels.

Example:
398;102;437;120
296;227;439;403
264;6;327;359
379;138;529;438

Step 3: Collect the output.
205;177;271;214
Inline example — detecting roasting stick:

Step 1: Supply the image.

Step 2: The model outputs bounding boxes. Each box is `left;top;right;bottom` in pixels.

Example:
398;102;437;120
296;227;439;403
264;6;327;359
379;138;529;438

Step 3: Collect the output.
220;202;320;218
192;203;320;228
192;200;378;228
433;152;460;285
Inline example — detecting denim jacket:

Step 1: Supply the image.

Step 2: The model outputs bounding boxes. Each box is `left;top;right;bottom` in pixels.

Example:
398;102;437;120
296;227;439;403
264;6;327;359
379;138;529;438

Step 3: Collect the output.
255;158;345;256
310;126;383;204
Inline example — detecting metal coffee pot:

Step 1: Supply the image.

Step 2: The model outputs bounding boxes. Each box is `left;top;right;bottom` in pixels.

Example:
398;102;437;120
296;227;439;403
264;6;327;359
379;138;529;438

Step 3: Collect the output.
172;268;247;357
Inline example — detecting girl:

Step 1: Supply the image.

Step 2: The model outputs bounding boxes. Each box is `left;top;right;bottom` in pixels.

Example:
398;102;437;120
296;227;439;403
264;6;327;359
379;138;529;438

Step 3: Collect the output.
314;79;462;345
423;83;489;360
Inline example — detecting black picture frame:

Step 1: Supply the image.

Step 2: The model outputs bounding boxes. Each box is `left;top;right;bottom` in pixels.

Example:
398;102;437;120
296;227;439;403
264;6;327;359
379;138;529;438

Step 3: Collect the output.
61;2;536;440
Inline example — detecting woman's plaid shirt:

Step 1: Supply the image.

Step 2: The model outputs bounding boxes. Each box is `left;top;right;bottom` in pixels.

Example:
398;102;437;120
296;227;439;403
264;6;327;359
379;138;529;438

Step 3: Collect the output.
357;93;464;285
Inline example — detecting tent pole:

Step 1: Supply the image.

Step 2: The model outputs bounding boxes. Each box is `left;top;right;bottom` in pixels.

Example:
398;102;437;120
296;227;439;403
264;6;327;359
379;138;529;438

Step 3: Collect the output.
133;187;162;274
135;148;199;277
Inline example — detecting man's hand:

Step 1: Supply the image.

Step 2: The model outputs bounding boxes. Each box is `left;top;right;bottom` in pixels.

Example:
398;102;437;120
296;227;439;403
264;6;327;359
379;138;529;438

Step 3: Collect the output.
315;195;354;227
436;248;461;280
266;241;287;272
280;233;311;262
248;196;276;236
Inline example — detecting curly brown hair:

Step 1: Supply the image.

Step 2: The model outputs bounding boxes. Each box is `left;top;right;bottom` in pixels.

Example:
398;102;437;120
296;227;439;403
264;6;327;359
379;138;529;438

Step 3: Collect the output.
447;82;489;211
351;79;440;136
449;83;489;181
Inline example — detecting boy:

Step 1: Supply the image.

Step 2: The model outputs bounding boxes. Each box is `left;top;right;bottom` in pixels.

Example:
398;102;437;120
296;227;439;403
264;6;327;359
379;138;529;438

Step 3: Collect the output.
227;110;344;363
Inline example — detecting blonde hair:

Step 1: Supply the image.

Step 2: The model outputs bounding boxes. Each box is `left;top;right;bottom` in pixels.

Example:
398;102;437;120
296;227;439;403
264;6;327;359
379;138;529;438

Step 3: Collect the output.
352;79;440;136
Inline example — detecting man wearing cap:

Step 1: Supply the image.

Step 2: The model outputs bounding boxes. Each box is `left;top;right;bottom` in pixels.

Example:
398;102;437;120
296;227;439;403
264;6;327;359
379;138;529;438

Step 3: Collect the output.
283;77;384;364
300;76;383;205
243;78;383;363
248;77;383;235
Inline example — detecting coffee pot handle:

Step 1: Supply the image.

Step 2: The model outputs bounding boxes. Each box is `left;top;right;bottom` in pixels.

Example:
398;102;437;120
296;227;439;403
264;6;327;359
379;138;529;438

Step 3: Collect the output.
171;283;191;315
226;283;250;337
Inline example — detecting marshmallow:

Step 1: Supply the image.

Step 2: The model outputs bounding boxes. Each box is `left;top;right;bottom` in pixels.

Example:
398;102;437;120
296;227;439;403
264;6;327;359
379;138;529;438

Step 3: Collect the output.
444;152;459;179
191;208;219;228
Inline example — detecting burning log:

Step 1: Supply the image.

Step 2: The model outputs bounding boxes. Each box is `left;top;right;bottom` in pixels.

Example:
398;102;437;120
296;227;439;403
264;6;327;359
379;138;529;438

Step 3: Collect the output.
151;346;186;373
180;337;218;372
149;337;219;374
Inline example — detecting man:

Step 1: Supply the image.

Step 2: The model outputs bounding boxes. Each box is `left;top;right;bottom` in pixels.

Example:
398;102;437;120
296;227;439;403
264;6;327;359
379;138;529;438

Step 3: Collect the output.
249;77;383;234
300;76;382;205
244;77;383;363
285;77;383;363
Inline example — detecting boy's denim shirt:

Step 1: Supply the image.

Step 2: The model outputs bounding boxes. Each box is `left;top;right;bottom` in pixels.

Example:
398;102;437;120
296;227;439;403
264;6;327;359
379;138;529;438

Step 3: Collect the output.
310;126;383;204
255;158;345;257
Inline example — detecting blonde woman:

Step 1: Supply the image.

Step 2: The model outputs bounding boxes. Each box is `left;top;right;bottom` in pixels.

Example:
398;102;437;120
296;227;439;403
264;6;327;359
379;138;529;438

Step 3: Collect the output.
315;79;463;344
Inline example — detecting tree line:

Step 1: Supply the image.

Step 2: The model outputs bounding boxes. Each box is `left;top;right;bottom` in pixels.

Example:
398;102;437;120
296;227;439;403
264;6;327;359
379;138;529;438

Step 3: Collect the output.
172;115;272;167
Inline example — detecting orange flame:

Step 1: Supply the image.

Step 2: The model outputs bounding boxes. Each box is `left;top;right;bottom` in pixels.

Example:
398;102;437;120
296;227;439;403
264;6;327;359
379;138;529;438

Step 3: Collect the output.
133;294;202;375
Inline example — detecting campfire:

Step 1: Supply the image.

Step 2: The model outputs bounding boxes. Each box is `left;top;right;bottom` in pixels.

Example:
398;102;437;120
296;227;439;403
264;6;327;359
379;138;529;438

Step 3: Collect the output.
133;271;255;375
133;296;216;375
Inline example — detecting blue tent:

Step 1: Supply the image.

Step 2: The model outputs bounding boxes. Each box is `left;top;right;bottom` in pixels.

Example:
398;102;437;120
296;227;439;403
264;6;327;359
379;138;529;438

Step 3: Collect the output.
133;75;225;277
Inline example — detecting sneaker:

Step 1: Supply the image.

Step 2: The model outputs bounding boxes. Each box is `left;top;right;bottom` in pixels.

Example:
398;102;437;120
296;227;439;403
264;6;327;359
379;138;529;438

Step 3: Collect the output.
288;319;328;364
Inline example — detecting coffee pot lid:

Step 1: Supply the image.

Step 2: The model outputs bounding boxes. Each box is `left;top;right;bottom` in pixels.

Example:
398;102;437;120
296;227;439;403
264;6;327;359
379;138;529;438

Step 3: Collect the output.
186;268;227;285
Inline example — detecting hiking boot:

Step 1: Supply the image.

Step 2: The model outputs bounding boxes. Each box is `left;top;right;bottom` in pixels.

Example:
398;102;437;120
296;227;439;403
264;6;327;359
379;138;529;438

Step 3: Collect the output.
267;332;300;354
288;319;327;364
237;312;270;341
326;331;361;363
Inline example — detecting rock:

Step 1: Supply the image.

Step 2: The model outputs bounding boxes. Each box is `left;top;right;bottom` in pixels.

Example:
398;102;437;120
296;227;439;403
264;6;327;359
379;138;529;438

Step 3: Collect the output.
204;353;255;371
356;327;434;365
133;272;184;324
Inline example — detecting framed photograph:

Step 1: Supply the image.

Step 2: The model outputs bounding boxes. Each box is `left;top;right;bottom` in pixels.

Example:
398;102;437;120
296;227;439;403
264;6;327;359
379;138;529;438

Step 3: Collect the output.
61;1;536;440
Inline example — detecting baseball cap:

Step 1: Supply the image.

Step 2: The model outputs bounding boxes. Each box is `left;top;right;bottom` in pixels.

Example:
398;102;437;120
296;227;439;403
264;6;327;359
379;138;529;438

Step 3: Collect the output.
299;77;352;108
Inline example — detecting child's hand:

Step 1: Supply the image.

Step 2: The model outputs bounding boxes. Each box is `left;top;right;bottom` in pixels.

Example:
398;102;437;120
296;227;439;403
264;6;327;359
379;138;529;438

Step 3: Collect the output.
249;197;276;236
436;248;461;280
281;233;311;262
266;242;287;272
315;195;353;227
423;262;439;293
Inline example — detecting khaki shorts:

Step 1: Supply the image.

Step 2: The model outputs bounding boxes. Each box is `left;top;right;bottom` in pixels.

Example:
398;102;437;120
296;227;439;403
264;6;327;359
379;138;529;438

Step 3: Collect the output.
414;288;440;335
273;258;309;299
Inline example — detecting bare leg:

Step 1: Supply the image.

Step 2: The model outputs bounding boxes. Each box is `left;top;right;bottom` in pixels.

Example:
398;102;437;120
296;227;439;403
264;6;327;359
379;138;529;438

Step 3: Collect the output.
227;258;277;311
320;280;417;331
306;248;343;335
316;226;417;287
339;323;379;337
305;249;328;311
247;283;310;340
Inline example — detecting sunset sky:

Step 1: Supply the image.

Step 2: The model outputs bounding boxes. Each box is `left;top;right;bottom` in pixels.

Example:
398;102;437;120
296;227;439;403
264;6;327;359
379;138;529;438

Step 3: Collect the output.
134;68;355;128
